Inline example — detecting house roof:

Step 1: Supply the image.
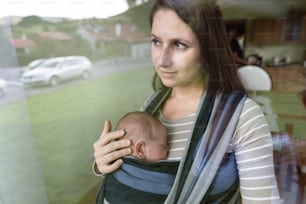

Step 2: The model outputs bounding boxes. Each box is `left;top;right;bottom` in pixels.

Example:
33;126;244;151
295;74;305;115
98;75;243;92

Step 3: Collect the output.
10;38;36;48
83;23;149;43
36;31;72;40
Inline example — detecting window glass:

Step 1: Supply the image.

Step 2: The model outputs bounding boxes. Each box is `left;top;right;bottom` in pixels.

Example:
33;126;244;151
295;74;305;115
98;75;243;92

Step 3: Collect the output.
1;1;306;204
0;1;154;204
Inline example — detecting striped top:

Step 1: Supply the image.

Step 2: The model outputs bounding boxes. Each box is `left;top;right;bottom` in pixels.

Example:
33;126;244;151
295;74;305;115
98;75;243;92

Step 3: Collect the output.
157;98;280;203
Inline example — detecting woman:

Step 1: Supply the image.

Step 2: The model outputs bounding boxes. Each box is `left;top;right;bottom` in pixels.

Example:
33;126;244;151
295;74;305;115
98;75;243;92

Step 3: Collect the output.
93;0;280;203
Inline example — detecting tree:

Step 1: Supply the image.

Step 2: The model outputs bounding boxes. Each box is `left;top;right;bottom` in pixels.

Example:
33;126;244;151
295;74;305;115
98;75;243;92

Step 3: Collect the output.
18;15;44;27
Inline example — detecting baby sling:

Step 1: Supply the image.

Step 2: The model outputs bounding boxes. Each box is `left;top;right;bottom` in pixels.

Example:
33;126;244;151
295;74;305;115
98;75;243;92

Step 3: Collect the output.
96;88;246;204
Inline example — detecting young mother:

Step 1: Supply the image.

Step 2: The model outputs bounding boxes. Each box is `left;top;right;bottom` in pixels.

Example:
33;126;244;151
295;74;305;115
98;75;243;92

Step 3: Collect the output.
93;0;280;203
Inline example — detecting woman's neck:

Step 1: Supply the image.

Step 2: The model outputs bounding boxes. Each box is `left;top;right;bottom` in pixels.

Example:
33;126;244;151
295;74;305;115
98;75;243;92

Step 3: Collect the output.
162;83;206;120
170;72;207;99
170;83;206;100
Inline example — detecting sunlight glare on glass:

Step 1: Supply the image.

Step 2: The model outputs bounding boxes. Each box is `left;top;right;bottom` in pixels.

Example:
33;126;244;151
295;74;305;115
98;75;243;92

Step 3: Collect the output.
0;0;129;19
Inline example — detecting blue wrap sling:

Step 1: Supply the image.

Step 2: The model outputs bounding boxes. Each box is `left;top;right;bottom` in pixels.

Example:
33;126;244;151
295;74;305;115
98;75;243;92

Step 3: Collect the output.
96;88;246;204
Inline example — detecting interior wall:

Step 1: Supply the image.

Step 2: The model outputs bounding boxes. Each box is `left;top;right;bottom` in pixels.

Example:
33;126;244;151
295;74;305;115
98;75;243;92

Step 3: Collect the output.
220;0;306;65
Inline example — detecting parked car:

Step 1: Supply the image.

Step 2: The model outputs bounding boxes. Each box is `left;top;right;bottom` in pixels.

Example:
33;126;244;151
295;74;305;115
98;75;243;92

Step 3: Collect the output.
0;78;23;98
22;58;46;73
20;56;92;87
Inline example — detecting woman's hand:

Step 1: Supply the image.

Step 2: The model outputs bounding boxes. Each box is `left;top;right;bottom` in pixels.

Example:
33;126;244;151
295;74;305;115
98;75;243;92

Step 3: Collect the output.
93;120;132;174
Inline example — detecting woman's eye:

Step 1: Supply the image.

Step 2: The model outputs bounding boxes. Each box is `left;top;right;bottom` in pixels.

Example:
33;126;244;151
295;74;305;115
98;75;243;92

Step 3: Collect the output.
174;42;188;49
151;38;161;46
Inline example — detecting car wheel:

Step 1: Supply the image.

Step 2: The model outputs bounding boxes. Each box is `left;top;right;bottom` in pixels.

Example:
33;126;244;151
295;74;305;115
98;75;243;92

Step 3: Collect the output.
82;71;89;79
50;76;60;87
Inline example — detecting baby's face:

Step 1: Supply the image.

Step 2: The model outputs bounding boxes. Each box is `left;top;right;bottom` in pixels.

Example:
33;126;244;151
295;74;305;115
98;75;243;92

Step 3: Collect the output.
145;140;169;162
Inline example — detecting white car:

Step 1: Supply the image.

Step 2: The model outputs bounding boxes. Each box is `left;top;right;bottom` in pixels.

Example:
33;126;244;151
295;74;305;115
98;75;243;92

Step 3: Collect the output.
22;58;46;74
21;56;92;87
0;78;22;97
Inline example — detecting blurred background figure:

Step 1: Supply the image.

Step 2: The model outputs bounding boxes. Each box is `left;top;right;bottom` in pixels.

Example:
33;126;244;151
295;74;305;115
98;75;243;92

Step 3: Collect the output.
230;28;248;66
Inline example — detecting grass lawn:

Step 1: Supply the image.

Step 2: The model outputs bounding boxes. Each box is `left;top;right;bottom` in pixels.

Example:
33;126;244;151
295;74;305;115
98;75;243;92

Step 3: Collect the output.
0;66;304;204
0;67;155;204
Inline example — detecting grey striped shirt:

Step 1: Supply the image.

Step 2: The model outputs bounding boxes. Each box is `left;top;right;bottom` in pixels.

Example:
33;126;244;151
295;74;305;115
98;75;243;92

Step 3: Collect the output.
158;98;280;203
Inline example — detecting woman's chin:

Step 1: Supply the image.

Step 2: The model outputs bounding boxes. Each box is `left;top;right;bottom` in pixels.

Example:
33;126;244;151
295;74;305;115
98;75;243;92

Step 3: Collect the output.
160;80;176;88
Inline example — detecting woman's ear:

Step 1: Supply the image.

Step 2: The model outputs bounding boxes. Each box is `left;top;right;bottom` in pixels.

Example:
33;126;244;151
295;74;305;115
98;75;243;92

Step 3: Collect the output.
135;141;146;160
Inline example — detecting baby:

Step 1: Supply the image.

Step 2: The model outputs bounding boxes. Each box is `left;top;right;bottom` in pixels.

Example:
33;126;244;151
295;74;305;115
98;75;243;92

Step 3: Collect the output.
115;111;169;162
96;111;175;204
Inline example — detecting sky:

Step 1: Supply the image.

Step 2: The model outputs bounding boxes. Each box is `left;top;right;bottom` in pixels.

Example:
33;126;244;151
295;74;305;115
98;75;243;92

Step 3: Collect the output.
0;0;129;19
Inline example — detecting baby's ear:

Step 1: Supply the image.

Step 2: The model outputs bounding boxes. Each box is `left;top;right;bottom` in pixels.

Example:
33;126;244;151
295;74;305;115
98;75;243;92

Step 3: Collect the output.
135;141;146;160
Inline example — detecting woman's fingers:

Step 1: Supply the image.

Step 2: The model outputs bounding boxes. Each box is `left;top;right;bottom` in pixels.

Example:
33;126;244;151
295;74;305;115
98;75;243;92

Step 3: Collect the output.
93;138;131;159
101;159;123;174
102;120;112;135
94;129;126;148
95;147;132;174
93;119;132;174
96;120;126;147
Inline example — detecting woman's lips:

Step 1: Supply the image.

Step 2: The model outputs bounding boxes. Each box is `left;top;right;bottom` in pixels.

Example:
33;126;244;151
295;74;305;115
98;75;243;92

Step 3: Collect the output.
159;70;177;78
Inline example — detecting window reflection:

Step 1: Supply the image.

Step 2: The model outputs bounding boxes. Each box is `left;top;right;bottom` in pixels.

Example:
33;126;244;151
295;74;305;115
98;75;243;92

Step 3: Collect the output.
0;1;306;204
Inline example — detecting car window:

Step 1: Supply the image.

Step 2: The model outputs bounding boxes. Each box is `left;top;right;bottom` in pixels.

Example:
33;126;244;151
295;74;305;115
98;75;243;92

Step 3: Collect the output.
61;60;77;67
28;59;45;69
73;58;85;64
41;60;61;68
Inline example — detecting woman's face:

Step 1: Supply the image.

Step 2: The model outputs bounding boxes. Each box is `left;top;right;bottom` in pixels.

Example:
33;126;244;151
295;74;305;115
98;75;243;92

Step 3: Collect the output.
151;8;204;89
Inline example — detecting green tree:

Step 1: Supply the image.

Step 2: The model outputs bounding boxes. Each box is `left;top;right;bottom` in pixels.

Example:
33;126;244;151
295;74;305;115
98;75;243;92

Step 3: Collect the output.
120;0;154;34
18;15;44;27
126;0;137;8
17;35;94;66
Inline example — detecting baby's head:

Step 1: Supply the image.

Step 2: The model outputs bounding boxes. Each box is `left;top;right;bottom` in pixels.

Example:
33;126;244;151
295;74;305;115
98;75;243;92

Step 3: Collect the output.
116;111;169;162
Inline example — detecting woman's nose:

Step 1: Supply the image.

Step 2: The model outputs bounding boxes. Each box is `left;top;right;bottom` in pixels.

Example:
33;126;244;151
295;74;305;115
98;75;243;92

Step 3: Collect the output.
157;47;172;67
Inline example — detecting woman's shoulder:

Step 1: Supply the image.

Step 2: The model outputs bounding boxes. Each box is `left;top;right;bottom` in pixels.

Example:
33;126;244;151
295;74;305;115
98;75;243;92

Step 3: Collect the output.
241;97;264;116
236;97;267;128
140;94;155;111
140;89;170;112
233;96;271;142
140;92;160;111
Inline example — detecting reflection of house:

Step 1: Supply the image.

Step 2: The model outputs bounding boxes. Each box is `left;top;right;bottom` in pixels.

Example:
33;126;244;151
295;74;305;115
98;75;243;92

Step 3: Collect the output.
36;31;71;41
10;37;36;54
77;23;150;58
